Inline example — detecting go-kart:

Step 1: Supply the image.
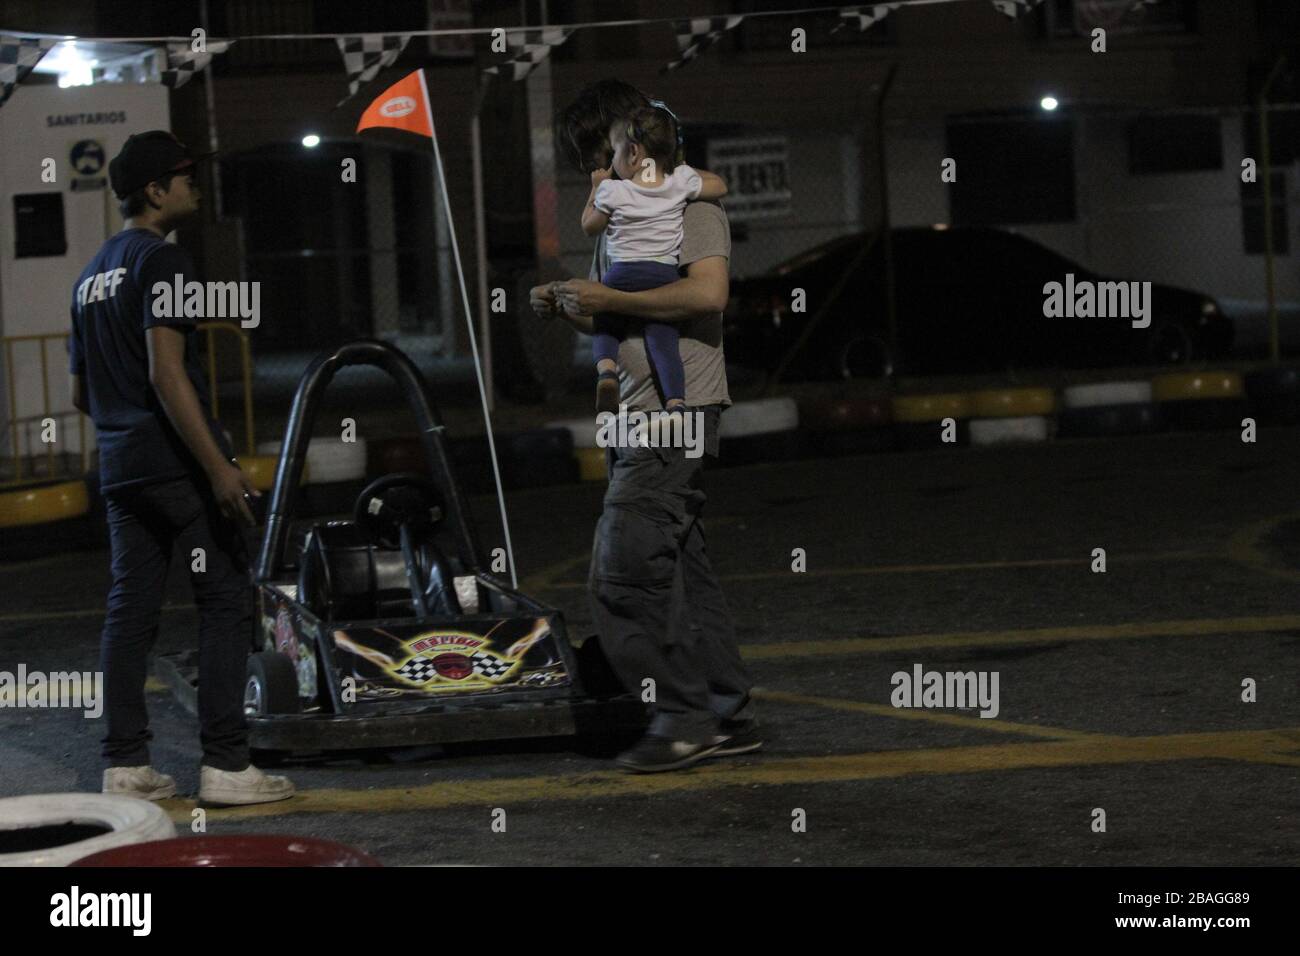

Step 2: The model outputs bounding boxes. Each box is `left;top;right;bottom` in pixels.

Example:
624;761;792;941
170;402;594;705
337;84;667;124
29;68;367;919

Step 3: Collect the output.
156;339;632;752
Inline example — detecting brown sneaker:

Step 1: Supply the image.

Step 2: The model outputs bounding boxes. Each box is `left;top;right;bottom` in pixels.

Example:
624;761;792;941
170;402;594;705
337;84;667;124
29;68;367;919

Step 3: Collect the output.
596;372;620;415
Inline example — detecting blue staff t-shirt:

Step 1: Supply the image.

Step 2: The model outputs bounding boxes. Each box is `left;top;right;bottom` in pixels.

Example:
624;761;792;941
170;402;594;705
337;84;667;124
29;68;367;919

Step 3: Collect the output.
68;228;232;493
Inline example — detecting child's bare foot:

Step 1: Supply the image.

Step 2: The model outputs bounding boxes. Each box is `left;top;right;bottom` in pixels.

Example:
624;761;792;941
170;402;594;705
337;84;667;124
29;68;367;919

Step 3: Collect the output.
596;371;620;415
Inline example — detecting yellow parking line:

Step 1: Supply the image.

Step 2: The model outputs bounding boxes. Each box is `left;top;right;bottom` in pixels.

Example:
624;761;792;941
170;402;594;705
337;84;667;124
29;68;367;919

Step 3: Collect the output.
166;726;1300;823
0;550;1227;623
1227;511;1300;584
0;603;196;624
752;688;1095;740
534;549;1215;591
742;614;1300;660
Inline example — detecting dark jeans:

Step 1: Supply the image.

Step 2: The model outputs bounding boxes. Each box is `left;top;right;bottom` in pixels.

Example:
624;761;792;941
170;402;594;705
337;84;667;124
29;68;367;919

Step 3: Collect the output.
101;475;252;771
587;407;754;743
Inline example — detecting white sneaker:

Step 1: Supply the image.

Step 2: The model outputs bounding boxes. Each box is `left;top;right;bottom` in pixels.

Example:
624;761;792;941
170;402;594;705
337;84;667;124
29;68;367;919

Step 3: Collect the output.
199;764;295;807
102;765;177;801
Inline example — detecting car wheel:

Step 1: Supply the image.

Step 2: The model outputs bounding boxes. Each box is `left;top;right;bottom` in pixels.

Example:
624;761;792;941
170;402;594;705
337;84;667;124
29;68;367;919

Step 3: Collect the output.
245;651;301;717
837;335;893;380
1147;321;1194;365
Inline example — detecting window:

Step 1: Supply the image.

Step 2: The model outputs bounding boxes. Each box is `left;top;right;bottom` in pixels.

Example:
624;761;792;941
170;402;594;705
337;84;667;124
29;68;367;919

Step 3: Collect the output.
1128;114;1222;174
1041;0;1197;38
1244;62;1300;167
946;115;1076;226
220;142;443;349
1241;171;1289;256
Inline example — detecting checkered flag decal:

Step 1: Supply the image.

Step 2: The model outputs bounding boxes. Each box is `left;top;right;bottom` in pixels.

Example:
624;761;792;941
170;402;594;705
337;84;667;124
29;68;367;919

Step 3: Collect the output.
395;656;437;684
483;28;572;82
661;16;744;73
991;0;1045;18
160;41;233;89
0;35;56;109
833;4;901;33
336;34;410;103
470;652;513;679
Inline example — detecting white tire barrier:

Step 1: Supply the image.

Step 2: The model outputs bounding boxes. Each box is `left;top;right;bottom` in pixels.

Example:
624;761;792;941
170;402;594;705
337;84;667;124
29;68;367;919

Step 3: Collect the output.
259;436;368;484
1062;381;1153;409
969;416;1051;446
0;793;176;867
720;397;799;438
545;416;601;450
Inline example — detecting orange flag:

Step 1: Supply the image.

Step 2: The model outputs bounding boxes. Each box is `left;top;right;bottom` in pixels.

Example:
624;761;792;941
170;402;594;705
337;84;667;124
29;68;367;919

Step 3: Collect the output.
355;69;432;138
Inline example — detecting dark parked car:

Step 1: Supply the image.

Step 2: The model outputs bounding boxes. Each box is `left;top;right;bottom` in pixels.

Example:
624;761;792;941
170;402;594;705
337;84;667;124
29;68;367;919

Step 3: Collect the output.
724;226;1233;379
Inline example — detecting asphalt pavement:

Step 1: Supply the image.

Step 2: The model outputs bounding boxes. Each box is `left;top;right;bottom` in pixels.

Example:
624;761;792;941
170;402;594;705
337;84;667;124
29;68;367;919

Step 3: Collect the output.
1;425;1297;865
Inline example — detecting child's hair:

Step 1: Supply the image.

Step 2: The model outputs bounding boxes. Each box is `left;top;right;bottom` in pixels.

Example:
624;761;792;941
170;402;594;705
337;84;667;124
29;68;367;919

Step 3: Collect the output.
621;106;679;172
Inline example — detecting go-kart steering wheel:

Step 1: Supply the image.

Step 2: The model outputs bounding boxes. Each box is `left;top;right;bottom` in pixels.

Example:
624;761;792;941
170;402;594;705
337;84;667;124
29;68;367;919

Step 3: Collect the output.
353;473;445;549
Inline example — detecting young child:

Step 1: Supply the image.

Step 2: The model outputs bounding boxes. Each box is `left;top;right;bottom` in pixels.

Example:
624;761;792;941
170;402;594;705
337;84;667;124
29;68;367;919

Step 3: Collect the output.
581;105;728;417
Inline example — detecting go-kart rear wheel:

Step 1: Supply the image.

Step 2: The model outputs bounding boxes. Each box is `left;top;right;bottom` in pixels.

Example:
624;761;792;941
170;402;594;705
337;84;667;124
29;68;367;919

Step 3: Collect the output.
245;652;300;718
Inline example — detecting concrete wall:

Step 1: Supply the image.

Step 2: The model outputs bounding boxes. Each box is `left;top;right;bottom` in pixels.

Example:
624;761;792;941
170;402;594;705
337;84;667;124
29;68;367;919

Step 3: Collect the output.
0;82;170;456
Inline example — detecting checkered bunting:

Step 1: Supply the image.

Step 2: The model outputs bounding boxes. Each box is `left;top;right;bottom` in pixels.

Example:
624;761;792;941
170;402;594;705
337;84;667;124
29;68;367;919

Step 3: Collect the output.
335;34;410;103
661;15;745;73
990;0;1046;18
832;4;902;34
483;28;572;82
160;40;232;89
0;35;57;109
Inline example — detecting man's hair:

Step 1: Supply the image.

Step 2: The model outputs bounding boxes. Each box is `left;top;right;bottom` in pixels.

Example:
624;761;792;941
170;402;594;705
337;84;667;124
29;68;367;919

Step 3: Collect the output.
619;106;678;171
557;79;651;173
118;170;180;218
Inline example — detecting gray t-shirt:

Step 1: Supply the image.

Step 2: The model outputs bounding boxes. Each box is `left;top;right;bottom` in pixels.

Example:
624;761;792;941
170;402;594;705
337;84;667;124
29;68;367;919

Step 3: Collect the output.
589;199;733;413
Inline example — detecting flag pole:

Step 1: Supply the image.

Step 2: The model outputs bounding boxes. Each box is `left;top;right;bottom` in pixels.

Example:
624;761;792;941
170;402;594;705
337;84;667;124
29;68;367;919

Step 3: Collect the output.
417;68;518;588
470;78;493;412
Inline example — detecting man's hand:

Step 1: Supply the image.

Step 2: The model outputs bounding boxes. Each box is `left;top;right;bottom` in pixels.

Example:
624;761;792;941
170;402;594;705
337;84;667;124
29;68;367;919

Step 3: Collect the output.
590;166;613;187
209;461;260;527
528;282;561;320
531;280;595;335
555;278;616;318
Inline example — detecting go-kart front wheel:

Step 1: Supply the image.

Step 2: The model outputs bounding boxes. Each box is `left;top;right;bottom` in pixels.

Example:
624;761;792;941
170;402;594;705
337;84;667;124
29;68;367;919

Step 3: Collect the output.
244;652;301;717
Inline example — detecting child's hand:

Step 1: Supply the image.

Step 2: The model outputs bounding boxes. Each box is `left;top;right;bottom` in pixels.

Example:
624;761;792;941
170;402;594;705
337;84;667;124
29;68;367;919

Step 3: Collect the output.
590;166;613;186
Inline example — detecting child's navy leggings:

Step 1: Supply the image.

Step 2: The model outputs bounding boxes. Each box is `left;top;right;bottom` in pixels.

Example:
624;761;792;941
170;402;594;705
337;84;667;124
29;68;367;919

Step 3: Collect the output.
591;259;686;404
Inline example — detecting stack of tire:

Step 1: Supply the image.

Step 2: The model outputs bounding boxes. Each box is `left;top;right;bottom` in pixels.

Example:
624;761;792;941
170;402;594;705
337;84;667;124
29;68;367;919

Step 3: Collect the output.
718;397;802;465
798;396;894;456
547;416;606;482
967;388;1056;446
258;436;364;517
1151;371;1249;431
0;478;93;560
1057;381;1160;438
1243;366;1300;425
371;429;577;494
891;392;971;449
498;428;577;489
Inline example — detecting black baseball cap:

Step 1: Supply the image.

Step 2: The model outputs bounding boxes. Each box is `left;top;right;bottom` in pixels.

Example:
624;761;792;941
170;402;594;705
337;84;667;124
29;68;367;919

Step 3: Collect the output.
109;130;213;199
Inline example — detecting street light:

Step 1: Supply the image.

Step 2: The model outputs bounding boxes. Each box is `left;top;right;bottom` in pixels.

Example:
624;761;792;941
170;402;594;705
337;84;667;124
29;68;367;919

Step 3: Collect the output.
301;134;321;148
1040;96;1059;111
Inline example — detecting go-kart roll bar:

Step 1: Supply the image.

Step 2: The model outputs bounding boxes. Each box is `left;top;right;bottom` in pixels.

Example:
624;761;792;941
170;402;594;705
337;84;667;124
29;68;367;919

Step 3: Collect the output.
255;339;482;582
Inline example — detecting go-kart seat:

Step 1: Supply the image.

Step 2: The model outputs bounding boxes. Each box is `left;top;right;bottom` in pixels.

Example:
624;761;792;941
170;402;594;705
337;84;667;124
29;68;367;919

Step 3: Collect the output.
297;520;461;622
